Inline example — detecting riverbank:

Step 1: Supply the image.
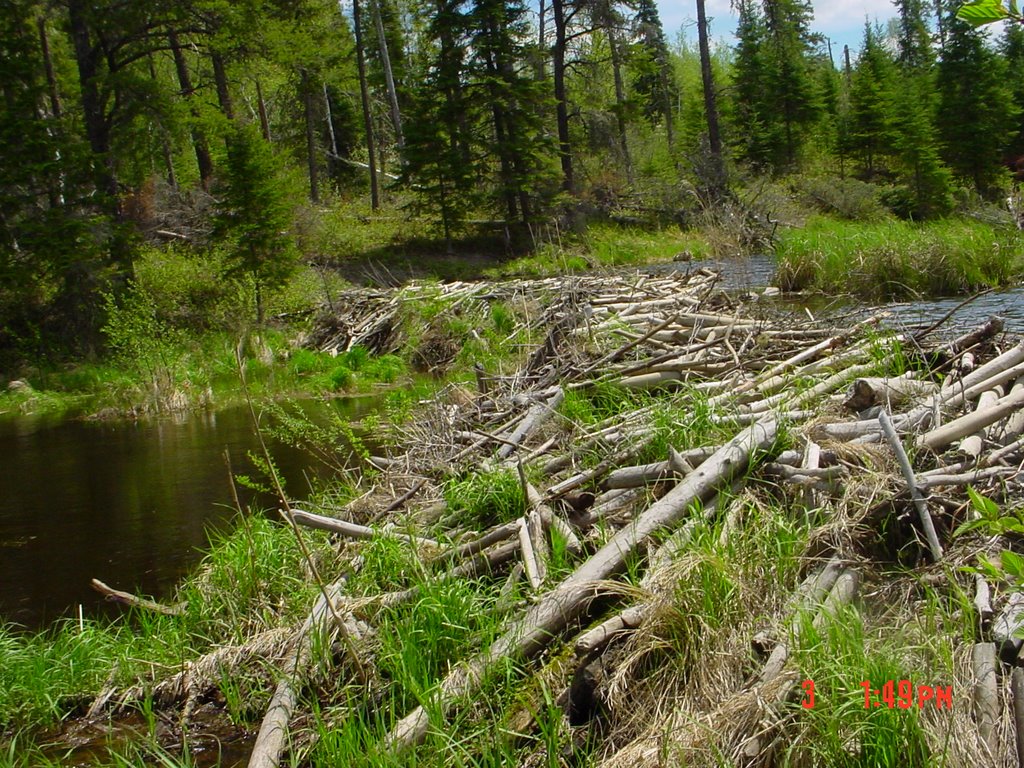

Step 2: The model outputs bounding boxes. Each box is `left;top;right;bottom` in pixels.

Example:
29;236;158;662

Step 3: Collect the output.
4;266;1024;766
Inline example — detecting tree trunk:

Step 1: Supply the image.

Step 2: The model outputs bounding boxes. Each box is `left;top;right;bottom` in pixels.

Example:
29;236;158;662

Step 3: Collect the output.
37;16;62;119
300;69;320;203
608;23;633;184
696;0;725;196
212;51;235;121
536;0;547;80
352;0;380;210
370;0;405;154
256;78;271;141
552;0;573;192
147;54;178;190
169;31;214;189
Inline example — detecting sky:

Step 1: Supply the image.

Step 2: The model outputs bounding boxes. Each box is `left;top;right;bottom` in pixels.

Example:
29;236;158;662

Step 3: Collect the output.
656;0;900;61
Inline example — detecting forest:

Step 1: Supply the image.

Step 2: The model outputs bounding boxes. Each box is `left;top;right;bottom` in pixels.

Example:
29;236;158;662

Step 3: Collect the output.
1;0;1023;367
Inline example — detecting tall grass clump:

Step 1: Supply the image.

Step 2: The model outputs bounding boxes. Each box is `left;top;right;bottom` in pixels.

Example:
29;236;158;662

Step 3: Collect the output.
775;216;1023;299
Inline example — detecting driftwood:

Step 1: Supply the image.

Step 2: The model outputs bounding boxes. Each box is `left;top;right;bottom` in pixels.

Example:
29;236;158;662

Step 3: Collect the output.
90;579;184;616
384;418;778;751
993;592;1024;661
1013;667;1024;768
248;582;369;768
971;642;1000;757
919;385;1024;452
288;508;438;549
496;388;564;460
879;411;943;562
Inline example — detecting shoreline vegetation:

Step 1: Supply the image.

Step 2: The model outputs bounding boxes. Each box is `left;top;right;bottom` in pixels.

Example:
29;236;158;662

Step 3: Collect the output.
4;249;1024;765
3;208;1023;422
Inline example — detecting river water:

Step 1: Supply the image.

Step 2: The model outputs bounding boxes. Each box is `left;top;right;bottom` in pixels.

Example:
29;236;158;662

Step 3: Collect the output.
0;398;376;630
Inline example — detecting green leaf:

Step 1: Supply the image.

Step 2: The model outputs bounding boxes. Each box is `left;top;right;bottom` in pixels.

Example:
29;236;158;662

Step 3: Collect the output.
1012;0;1021;16
956;0;1010;26
967;485;1000;518
1002;550;1024;580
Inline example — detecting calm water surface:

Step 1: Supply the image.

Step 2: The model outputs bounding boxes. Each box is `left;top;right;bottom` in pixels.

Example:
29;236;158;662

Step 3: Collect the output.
0;398;375;629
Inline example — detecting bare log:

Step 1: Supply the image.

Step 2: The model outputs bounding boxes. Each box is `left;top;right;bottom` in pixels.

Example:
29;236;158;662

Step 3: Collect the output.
496;388;564;460
383;418;778;752
248;583;365;768
1013;667;1024;768
288;508;438;549
90;579;184;616
919;385;1024;453
993;592;1024;661
879;411;943;562
971;642;999;757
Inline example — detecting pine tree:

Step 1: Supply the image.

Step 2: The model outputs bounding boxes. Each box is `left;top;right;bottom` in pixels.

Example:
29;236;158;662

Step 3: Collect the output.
468;0;556;225
938;6;1016;194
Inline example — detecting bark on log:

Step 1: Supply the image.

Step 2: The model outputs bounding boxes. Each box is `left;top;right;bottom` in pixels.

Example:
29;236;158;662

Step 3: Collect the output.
383;418;778;752
843;375;937;412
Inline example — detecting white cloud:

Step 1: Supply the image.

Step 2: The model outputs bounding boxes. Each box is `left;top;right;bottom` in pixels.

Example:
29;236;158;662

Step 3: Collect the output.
655;0;900;55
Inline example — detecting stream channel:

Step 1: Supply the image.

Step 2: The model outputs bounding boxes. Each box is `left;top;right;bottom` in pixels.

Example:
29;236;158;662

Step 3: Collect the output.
1;255;1021;631
2;255;1022;766
0;397;378;630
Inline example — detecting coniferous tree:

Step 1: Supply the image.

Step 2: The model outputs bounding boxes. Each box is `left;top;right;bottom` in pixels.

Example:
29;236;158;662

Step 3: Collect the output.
468;0;556;225
631;0;676;149
1001;22;1024;160
847;23;897;175
401;0;476;246
937;6;1016;195
213;124;297;326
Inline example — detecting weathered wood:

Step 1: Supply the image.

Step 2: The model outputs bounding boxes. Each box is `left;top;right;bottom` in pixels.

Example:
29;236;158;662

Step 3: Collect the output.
383;418;778;752
288;508;438;549
957;387;1002;461
993;592;1024;661
90;579;184;616
975;575;993;627
526;482;582;555
879;411;943;561
575;604;649;656
496;388;564;460
248;583;363;768
1012;667;1024;768
971;642;999;757
919;385;1024;453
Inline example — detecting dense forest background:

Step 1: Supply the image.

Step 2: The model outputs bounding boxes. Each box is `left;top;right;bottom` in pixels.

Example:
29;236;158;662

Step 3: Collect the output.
1;0;1021;363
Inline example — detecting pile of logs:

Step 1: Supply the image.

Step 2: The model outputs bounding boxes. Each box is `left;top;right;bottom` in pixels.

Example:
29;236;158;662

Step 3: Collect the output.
94;269;1024;766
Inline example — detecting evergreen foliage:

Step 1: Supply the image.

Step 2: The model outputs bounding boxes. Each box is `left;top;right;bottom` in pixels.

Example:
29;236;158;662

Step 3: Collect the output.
213;124;298;325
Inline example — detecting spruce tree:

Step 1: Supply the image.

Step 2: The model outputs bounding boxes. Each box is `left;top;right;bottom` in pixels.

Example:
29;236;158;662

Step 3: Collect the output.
938;5;1016;194
213;124;298;326
847;23;898;175
1001;22;1024;159
631;0;677;147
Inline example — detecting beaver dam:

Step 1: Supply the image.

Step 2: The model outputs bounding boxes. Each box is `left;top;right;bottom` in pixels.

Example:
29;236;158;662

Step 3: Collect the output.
45;270;1024;766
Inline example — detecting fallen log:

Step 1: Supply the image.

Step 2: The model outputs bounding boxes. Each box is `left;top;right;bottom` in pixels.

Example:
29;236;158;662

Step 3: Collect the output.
1013;667;1024;768
90;579;184;616
843;375;937;412
382;418;778;752
918;385;1024;453
288;508;438;550
971;642;1000;757
496;388;564;460
879;410;943;562
248;582;367;768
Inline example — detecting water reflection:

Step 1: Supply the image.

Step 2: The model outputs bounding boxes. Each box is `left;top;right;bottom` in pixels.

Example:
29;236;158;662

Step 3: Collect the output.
0;398;376;629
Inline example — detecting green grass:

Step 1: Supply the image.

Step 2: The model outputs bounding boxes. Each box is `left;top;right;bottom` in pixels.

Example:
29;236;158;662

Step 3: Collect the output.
775;215;1024;299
